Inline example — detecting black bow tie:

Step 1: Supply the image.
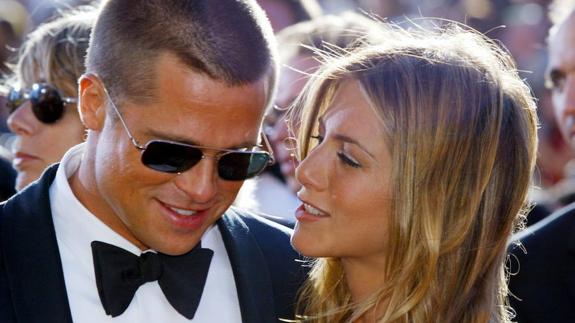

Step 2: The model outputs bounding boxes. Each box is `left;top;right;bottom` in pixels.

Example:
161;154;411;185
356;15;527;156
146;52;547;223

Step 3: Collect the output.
91;241;214;319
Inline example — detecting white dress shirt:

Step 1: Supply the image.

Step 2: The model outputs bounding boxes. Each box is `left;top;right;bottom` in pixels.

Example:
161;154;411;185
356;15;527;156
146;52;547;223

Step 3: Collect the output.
50;144;242;322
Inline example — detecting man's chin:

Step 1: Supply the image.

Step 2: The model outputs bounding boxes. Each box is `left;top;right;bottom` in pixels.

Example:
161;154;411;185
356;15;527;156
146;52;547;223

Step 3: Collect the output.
155;240;203;256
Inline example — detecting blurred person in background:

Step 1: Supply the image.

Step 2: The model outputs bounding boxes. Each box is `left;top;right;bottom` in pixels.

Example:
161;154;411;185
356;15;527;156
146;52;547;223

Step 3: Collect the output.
508;2;575;322
236;12;384;219
13;0;93;28
3;6;94;191
234;0;321;220
291;22;538;322
256;0;322;32
0;20;16;76
354;0;413;20
0;4;27;202
0;0;28;134
0;20;17;134
0;11;18;200
0;145;15;201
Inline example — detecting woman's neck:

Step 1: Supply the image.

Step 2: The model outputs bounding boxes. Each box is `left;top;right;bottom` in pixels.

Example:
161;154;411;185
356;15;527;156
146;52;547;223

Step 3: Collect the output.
341;256;387;322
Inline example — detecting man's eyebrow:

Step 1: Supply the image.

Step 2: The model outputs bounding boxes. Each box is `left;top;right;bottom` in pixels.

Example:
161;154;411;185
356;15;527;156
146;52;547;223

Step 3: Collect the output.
146;129;257;149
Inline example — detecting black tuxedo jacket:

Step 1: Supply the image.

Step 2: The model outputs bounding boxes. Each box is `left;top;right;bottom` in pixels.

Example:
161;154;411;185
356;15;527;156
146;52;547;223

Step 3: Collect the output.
508;203;575;323
0;165;305;323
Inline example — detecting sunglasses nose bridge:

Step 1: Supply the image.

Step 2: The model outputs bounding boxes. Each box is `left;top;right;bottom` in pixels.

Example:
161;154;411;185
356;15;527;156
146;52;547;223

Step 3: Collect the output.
176;150;222;175
198;150;226;162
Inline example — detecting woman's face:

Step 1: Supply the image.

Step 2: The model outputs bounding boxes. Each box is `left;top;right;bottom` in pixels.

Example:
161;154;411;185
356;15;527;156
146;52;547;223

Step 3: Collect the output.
7;82;84;190
291;79;393;263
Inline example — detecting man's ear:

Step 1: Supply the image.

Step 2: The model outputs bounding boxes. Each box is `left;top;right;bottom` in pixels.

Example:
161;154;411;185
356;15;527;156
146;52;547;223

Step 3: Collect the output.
78;73;107;130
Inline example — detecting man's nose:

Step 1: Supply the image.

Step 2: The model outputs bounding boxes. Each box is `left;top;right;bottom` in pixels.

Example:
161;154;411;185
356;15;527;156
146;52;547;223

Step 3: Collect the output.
173;158;218;204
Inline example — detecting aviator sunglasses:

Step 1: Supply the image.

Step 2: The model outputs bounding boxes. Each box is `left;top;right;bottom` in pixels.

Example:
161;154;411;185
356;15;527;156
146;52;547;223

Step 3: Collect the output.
99;78;274;181
6;83;77;124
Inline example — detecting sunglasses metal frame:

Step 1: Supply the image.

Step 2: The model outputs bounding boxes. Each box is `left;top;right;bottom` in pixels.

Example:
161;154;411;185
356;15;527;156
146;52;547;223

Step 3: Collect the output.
96;75;275;179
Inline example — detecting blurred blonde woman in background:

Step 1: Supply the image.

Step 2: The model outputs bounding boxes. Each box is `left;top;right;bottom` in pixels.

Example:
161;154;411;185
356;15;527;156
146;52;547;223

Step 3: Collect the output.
4;7;95;191
290;22;538;323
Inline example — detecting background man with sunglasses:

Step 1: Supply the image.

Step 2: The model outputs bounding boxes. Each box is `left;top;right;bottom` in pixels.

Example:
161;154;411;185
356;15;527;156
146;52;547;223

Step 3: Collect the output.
0;1;304;322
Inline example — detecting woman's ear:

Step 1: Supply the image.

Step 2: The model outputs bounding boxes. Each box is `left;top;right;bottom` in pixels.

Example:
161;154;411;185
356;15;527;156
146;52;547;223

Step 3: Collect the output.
78;73;107;130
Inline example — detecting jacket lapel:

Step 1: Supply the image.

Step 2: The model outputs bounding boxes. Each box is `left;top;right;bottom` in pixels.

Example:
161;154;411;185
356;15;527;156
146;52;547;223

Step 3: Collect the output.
217;210;277;323
1;165;73;322
565;211;575;305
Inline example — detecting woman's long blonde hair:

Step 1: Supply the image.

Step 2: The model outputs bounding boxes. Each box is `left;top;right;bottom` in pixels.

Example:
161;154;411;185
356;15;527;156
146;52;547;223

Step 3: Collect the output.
291;22;538;323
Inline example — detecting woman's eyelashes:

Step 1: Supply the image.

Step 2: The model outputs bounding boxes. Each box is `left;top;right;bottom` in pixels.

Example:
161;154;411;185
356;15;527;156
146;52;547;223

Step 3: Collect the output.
311;133;362;169
337;150;362;168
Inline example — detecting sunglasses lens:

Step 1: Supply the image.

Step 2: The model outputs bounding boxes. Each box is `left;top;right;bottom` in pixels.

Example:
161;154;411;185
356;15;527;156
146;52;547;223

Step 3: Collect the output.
218;152;270;181
30;84;65;124
6;88;25;113
141;141;203;173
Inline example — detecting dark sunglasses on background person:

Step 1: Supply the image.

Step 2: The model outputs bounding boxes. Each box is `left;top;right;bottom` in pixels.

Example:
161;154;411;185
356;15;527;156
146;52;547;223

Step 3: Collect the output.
98;76;274;181
6;83;77;124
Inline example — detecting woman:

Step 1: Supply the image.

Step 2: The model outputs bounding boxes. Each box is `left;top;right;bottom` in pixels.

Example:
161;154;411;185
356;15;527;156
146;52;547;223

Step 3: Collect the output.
290;23;538;322
4;7;94;190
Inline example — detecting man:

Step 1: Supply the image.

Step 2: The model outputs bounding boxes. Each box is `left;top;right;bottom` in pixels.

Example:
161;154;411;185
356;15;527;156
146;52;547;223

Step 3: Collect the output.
0;1;303;322
508;2;575;322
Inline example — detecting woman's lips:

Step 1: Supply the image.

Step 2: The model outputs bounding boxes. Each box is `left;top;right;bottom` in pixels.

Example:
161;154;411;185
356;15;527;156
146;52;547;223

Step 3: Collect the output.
295;202;329;222
12;152;41;170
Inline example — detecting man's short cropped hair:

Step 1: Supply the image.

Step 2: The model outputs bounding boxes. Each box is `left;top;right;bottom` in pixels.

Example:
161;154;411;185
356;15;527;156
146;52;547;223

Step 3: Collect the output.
86;0;278;108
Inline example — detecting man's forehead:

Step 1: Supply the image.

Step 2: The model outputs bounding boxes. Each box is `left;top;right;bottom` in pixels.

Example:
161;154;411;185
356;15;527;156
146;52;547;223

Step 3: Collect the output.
552;11;575;45
548;13;575;69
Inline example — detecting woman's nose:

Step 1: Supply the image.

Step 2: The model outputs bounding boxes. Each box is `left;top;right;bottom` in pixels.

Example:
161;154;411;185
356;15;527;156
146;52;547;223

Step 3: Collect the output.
7;101;37;136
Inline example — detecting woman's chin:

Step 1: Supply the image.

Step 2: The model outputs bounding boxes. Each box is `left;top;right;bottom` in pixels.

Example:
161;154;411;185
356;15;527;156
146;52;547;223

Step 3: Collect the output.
15;170;42;191
290;231;327;258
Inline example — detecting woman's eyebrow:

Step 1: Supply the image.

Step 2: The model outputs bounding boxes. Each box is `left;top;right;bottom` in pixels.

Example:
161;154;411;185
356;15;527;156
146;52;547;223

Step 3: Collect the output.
332;133;375;159
319;115;376;159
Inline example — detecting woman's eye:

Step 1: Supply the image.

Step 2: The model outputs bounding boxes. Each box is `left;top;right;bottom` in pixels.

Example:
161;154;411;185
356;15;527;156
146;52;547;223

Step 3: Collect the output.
337;151;361;168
